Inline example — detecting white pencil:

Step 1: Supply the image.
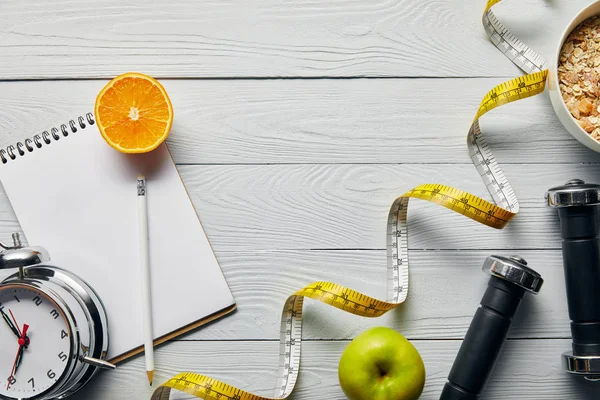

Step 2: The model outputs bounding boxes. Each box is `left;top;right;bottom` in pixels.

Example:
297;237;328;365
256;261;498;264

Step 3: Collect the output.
137;175;154;385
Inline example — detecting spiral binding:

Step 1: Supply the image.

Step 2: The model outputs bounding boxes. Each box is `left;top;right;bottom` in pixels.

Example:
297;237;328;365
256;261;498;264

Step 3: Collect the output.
0;113;95;164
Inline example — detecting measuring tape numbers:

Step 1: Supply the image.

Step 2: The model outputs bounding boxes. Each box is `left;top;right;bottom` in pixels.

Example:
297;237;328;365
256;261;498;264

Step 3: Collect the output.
152;1;548;399
483;0;546;74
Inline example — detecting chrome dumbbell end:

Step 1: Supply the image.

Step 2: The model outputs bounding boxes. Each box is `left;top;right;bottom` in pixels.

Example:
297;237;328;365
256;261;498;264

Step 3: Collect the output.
546;179;600;208
562;352;600;381
482;255;543;294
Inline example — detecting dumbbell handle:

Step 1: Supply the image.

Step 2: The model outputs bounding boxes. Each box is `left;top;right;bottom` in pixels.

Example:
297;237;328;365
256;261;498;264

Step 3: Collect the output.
558;206;600;355
440;277;525;399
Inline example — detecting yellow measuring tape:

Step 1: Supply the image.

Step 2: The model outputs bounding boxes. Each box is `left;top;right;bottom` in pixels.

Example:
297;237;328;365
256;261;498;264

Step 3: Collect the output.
152;1;548;398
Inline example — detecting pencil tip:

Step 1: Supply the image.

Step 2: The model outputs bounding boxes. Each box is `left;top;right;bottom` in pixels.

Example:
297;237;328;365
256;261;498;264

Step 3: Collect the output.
147;370;154;386
138;174;145;181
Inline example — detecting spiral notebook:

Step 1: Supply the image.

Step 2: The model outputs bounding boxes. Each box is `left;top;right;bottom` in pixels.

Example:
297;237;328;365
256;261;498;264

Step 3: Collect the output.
0;113;235;362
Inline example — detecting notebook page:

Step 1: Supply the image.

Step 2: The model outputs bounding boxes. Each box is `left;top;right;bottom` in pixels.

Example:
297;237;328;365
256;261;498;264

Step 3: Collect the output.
0;127;235;359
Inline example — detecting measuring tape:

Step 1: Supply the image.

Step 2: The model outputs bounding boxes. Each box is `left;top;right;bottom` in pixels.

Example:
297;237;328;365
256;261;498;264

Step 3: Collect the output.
151;1;548;398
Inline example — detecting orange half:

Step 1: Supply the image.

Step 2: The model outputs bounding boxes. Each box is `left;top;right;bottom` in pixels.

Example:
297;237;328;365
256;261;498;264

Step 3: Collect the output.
94;72;173;153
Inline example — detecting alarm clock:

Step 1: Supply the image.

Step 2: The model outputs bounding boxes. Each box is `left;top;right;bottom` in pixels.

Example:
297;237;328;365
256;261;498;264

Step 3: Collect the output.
0;233;115;400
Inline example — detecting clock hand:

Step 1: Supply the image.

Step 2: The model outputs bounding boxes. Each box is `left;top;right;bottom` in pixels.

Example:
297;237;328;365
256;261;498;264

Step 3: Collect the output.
8;310;22;337
13;344;24;375
6;324;28;391
8;310;28;348
14;324;29;375
0;309;20;339
13;324;29;375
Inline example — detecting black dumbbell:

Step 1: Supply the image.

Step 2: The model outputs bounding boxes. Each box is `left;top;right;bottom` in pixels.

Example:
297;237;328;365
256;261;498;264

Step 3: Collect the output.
440;255;543;399
547;179;600;380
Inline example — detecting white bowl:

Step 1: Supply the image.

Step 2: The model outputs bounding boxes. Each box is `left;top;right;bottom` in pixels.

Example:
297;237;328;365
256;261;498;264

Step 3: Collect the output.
549;1;600;153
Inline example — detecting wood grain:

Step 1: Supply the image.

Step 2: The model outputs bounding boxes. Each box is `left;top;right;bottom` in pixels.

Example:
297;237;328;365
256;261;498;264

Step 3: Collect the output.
0;0;591;79
177;163;597;251
1;79;599;164
138;249;574;342
0;249;572;341
0;163;593;251
72;340;600;399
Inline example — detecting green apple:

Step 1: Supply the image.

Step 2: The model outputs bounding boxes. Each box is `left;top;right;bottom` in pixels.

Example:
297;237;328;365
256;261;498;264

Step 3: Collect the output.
338;327;425;400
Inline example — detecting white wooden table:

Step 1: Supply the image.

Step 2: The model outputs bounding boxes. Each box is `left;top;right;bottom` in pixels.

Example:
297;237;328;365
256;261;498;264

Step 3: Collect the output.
1;0;600;398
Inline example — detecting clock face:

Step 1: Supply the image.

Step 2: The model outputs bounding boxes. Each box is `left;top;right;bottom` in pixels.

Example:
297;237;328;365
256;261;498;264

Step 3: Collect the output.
0;285;72;399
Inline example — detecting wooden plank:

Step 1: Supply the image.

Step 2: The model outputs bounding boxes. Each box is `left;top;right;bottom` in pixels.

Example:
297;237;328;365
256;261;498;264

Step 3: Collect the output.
177;163;595;251
154;249;573;341
0;163;593;250
0;0;590;79
0;249;571;341
72;339;600;399
1;79;599;164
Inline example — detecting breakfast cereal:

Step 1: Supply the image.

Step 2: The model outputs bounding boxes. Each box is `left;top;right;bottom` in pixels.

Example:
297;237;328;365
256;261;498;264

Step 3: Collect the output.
559;16;600;140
